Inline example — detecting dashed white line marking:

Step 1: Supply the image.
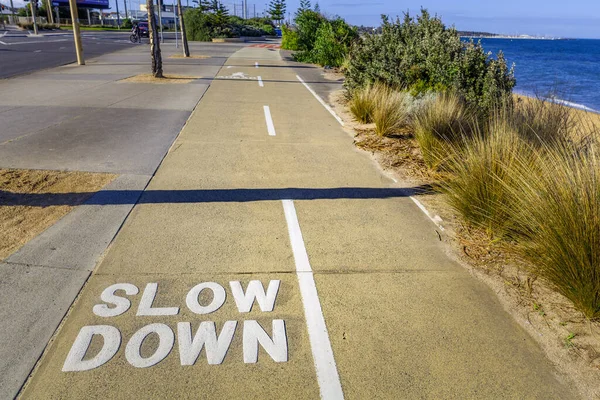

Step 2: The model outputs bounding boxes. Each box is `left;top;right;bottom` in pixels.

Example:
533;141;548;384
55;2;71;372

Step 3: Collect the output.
410;196;445;231
255;62;259;68
263;106;276;136
282;200;344;400
296;75;344;126
59;46;66;49
258;76;264;87
33;50;42;53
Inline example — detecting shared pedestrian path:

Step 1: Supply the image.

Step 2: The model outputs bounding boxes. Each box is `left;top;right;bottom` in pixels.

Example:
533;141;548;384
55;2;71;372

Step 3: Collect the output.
20;47;577;399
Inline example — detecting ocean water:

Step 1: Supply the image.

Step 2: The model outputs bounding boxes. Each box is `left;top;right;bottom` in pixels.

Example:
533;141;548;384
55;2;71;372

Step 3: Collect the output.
474;38;600;112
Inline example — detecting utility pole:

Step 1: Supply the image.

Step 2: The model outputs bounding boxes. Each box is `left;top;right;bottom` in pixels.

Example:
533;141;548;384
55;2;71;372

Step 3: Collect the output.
115;0;120;27
86;8;91;25
45;0;54;24
123;0;128;19
176;0;188;56
29;0;38;35
54;6;59;25
68;0;84;64
173;0;177;48
253;4;255;18
9;0;15;21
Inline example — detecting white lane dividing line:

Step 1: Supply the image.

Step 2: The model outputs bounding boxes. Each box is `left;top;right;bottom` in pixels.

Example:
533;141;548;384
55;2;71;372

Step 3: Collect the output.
263;106;276;136
255;62;259;68
282;200;344;400
33;50;42;53
258;76;264;87
296;75;344;126
410;196;445;231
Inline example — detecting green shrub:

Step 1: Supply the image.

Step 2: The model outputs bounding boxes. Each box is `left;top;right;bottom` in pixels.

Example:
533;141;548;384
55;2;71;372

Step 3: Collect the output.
413;93;474;169
281;25;299;50
345;10;515;114
122;18;132;29
294;17;357;67
373;88;410;137
310;22;345;67
295;9;325;52
504;142;600;319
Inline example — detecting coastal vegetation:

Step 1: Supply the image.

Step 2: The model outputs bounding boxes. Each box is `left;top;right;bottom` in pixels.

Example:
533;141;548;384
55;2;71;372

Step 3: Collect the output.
281;1;358;67
184;3;275;41
314;8;600;320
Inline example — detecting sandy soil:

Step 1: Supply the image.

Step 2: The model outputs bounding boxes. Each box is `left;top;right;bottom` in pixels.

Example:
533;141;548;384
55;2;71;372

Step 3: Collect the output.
119;74;200;84
329;90;600;399
168;54;211;59
0;169;115;260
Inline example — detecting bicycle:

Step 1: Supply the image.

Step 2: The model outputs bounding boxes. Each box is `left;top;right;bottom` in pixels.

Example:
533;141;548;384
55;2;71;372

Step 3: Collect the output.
130;33;140;43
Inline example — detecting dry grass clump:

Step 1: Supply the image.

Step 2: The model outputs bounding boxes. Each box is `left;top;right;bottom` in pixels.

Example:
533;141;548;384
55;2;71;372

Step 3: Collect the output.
372;88;410;137
349;84;411;136
413;93;474;169
439;121;535;238
504;143;600;319
430;96;600;319
513;96;577;145
348;84;379;123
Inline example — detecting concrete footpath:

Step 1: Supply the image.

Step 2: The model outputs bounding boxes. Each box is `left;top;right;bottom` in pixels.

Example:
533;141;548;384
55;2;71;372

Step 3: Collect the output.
17;47;578;398
0;41;243;399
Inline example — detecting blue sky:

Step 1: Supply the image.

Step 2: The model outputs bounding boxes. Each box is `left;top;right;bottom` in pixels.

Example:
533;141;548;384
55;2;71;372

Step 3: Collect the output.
14;0;600;38
289;0;600;38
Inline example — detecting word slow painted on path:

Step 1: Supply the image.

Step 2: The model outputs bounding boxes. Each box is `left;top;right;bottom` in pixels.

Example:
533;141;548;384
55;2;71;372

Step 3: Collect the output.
62;281;287;372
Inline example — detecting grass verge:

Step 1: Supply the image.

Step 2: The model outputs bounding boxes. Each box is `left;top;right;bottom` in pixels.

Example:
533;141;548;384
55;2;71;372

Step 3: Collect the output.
0;169;115;260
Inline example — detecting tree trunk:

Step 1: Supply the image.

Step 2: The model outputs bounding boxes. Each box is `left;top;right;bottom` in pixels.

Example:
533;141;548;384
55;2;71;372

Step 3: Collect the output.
146;0;163;78
176;0;189;57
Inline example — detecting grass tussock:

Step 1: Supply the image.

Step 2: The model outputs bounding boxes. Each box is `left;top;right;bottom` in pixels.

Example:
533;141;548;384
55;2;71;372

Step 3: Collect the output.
413;93;474;169
433;97;600;319
347;79;600;318
372;88;410;137
505;144;600;319
349;84;380;124
513;96;577;145
439;121;536;238
349;84;411;137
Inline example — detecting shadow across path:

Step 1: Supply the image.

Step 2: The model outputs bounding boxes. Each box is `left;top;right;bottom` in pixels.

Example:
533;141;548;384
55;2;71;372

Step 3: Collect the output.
0;186;433;207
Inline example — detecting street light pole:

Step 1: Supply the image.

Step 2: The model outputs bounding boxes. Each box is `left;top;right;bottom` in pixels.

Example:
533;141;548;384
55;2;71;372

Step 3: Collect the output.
68;0;85;64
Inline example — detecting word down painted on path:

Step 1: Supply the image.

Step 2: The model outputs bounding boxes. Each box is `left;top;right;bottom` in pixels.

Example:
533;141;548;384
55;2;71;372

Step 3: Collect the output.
62;280;287;371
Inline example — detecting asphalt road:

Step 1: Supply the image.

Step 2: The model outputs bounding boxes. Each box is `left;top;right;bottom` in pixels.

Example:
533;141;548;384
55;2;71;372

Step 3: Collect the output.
0;30;179;79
